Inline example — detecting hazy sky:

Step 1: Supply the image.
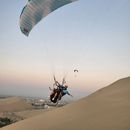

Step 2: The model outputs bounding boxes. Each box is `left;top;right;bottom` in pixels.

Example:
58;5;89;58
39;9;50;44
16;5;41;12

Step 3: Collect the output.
0;0;130;99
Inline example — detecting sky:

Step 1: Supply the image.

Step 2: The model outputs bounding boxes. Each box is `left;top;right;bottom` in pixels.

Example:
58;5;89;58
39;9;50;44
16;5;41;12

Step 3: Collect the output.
0;0;130;99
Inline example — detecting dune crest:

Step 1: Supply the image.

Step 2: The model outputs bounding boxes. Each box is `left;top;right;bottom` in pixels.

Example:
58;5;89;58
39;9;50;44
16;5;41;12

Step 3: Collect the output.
1;76;130;130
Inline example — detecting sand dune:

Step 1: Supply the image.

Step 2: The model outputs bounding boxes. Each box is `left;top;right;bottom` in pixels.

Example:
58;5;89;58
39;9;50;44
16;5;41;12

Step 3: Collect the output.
14;108;55;119
0;97;32;113
1;76;130;130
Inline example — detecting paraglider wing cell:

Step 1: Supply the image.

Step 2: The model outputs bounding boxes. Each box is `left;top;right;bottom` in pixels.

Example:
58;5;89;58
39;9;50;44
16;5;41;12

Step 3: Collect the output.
20;0;78;36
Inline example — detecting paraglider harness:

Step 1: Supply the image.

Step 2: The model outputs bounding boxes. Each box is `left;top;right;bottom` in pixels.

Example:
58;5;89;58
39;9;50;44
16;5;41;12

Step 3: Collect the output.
50;76;67;103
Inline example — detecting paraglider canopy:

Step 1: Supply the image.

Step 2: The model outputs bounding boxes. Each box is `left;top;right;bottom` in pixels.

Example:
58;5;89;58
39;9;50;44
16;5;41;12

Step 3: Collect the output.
74;69;78;72
74;69;79;77
20;0;78;36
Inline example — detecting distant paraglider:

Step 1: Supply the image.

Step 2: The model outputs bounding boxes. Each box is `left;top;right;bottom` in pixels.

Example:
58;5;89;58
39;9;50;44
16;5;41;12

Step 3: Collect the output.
74;69;79;77
20;0;78;36
74;69;78;73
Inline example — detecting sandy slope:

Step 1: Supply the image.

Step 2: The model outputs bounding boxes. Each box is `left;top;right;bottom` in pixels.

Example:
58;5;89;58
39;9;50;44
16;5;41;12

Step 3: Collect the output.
1;77;130;130
0;97;32;113
14;108;55;119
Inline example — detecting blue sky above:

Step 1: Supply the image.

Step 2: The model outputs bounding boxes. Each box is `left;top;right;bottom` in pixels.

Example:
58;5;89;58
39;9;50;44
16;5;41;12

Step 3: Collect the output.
0;0;130;98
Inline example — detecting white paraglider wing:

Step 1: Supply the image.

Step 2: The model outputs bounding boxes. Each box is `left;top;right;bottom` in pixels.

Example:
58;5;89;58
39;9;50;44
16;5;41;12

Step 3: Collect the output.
20;0;77;36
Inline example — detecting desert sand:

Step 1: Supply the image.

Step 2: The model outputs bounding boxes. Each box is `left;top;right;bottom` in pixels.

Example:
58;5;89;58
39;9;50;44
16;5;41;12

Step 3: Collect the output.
1;76;130;130
0;97;32;113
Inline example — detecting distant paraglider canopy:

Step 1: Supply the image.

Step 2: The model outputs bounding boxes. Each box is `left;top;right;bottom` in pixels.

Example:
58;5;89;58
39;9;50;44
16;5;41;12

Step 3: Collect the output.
74;69;78;77
20;0;78;36
74;69;78;72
